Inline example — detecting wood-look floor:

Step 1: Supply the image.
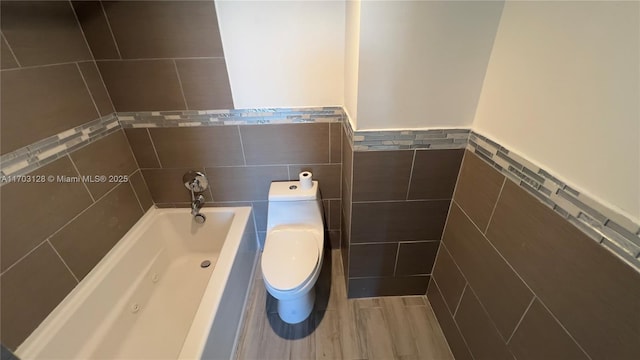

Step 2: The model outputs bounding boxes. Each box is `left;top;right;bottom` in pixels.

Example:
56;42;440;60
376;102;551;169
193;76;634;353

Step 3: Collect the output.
235;250;454;360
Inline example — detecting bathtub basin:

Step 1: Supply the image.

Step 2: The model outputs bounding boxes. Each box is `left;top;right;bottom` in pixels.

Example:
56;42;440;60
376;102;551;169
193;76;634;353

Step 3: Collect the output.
16;207;258;360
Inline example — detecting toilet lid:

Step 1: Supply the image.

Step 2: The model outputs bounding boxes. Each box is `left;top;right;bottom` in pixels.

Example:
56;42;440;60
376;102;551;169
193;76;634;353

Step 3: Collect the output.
261;229;319;291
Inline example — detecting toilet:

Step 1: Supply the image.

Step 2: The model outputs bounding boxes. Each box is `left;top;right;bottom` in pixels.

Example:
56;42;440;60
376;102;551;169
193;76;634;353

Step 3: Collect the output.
260;180;324;324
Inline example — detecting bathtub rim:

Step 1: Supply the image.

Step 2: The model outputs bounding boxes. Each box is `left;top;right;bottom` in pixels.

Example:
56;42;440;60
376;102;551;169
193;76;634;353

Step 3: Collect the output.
16;206;253;360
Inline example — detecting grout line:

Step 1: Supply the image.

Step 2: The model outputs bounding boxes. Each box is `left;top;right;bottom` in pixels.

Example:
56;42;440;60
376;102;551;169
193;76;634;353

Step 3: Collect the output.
0;239;48;276
328;123;332;164
146;128;163;168
122;128;142;170
48;239;80;283
173;59;189;110
352;198;452;204
405;149;417;200
431;278;477;360
128;172;145;214
75;62;101;119
484;177;506;234
68;154;96;203
93;61;117;112
237;126;247;166
69;0;96;62
1;32;21;67
506;296;535;344
100;1;123;60
201;168;215;201
392;243;401;276
452;283;467;318
96;56;226;62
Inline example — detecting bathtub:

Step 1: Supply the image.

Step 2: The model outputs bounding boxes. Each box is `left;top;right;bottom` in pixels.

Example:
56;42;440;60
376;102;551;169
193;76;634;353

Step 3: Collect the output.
16;207;258;360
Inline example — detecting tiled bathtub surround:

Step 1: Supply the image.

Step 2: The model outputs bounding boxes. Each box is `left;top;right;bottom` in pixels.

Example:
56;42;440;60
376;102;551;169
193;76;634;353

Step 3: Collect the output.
428;150;640;360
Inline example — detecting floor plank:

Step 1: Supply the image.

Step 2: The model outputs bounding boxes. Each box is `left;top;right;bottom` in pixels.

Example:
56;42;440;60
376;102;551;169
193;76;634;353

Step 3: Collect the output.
406;304;455;360
381;297;420;358
357;306;395;360
315;310;342;359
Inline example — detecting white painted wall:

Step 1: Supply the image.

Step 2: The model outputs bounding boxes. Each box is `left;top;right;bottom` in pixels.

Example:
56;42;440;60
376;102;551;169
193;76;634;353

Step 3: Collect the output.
215;0;344;109
474;1;640;222
344;0;361;128
355;0;503;130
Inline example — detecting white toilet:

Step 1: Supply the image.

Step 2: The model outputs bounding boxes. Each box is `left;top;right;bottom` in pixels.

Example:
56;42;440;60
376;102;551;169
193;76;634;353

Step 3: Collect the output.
260;180;324;324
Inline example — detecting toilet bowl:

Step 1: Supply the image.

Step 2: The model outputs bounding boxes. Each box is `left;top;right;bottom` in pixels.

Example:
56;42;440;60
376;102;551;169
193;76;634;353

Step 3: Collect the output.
260;180;324;324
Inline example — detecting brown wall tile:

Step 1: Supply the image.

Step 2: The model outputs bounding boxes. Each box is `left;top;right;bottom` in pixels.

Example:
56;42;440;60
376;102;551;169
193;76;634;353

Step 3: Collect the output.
329;123;342;164
97;60;186;111
444;203;533;339
103;1;223;59
486;180;640;359
328;199;341;230
205;166;288;202
351;200;449;243
454;288;514;360
349;243;398;277
251;201;268;232
395;241;440;276
0;243;77;350
427;281;473;360
175;58;233;110
352;150;414;201
240;124;330;165
1;34;18;69
288;164;341;199
509;300;588;360
408;149;464;200
454;151;505;231
0;1;91;66
340;209;350;285
124;128;160;168
1;157;93;272
142;168;213;204
70;130;137;199
348;275;429;298
1;64;98;154
129;170;153;211
50;183;143;280
150;126;244;168
71;1;120;59
432;244;467;312
342;126;353;187
77;61;114;116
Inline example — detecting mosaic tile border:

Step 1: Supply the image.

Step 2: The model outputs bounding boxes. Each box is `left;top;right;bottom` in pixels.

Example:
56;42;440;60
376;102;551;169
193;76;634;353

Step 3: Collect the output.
341;116;470;151
0;114;119;181
117;107;343;128
468;131;640;270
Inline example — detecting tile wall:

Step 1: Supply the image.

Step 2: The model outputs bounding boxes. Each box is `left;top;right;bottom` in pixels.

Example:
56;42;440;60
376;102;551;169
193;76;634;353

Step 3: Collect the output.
428;150;640;360
73;0;234;111
341;123;465;297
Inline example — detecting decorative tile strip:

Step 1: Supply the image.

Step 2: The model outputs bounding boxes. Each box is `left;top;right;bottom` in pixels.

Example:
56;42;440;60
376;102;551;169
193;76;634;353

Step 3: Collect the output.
117;107;344;128
0;114;120;182
468;131;640;270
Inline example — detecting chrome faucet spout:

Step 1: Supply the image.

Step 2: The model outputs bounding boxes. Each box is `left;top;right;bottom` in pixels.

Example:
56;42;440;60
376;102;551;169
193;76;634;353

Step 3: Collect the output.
191;194;205;216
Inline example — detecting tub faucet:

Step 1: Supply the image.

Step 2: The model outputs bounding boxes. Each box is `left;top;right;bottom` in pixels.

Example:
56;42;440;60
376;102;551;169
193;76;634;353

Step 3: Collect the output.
183;170;209;224
191;193;205;216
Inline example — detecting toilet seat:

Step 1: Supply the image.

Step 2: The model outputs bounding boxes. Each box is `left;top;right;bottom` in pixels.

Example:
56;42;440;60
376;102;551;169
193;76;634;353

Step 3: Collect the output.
262;229;319;291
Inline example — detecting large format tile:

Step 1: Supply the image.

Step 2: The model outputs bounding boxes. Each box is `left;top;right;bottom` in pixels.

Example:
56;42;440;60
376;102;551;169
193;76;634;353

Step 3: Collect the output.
352;150;414;201
432;244;467;312
1;34;18;69
175;59;233;110
408;149;464;200
71;1;120;59
454;288;514;360
50;183;143;280
77;61;114;116
1;1;91;66
97;60;186;111
103;1;223;59
240;124;330;165
141;168;213;204
329;123;342;164
509;300;588;360
443;203;533;339
486;180;640;360
0;242;77;350
70;130;137;199
454;151;505;231
288;164;341;199
426;281;473;360
129;170;153;211
395;241;440;276
1;64;98;154
348;275;429;297
150;126;244;168
124;128;161;168
1;157;93;272
205;166;288;202
351;200;449;243
349;243;398;277
342;126;353;187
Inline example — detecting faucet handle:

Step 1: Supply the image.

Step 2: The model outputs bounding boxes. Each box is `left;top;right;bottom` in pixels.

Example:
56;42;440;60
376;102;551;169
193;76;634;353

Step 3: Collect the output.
183;171;208;192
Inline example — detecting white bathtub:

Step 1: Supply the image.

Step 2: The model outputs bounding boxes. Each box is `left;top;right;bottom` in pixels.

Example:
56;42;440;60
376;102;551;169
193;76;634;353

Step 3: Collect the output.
16;207;258;360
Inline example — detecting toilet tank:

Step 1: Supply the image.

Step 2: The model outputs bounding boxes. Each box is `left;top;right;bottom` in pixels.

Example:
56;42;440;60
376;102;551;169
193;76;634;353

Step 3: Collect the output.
266;181;323;231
